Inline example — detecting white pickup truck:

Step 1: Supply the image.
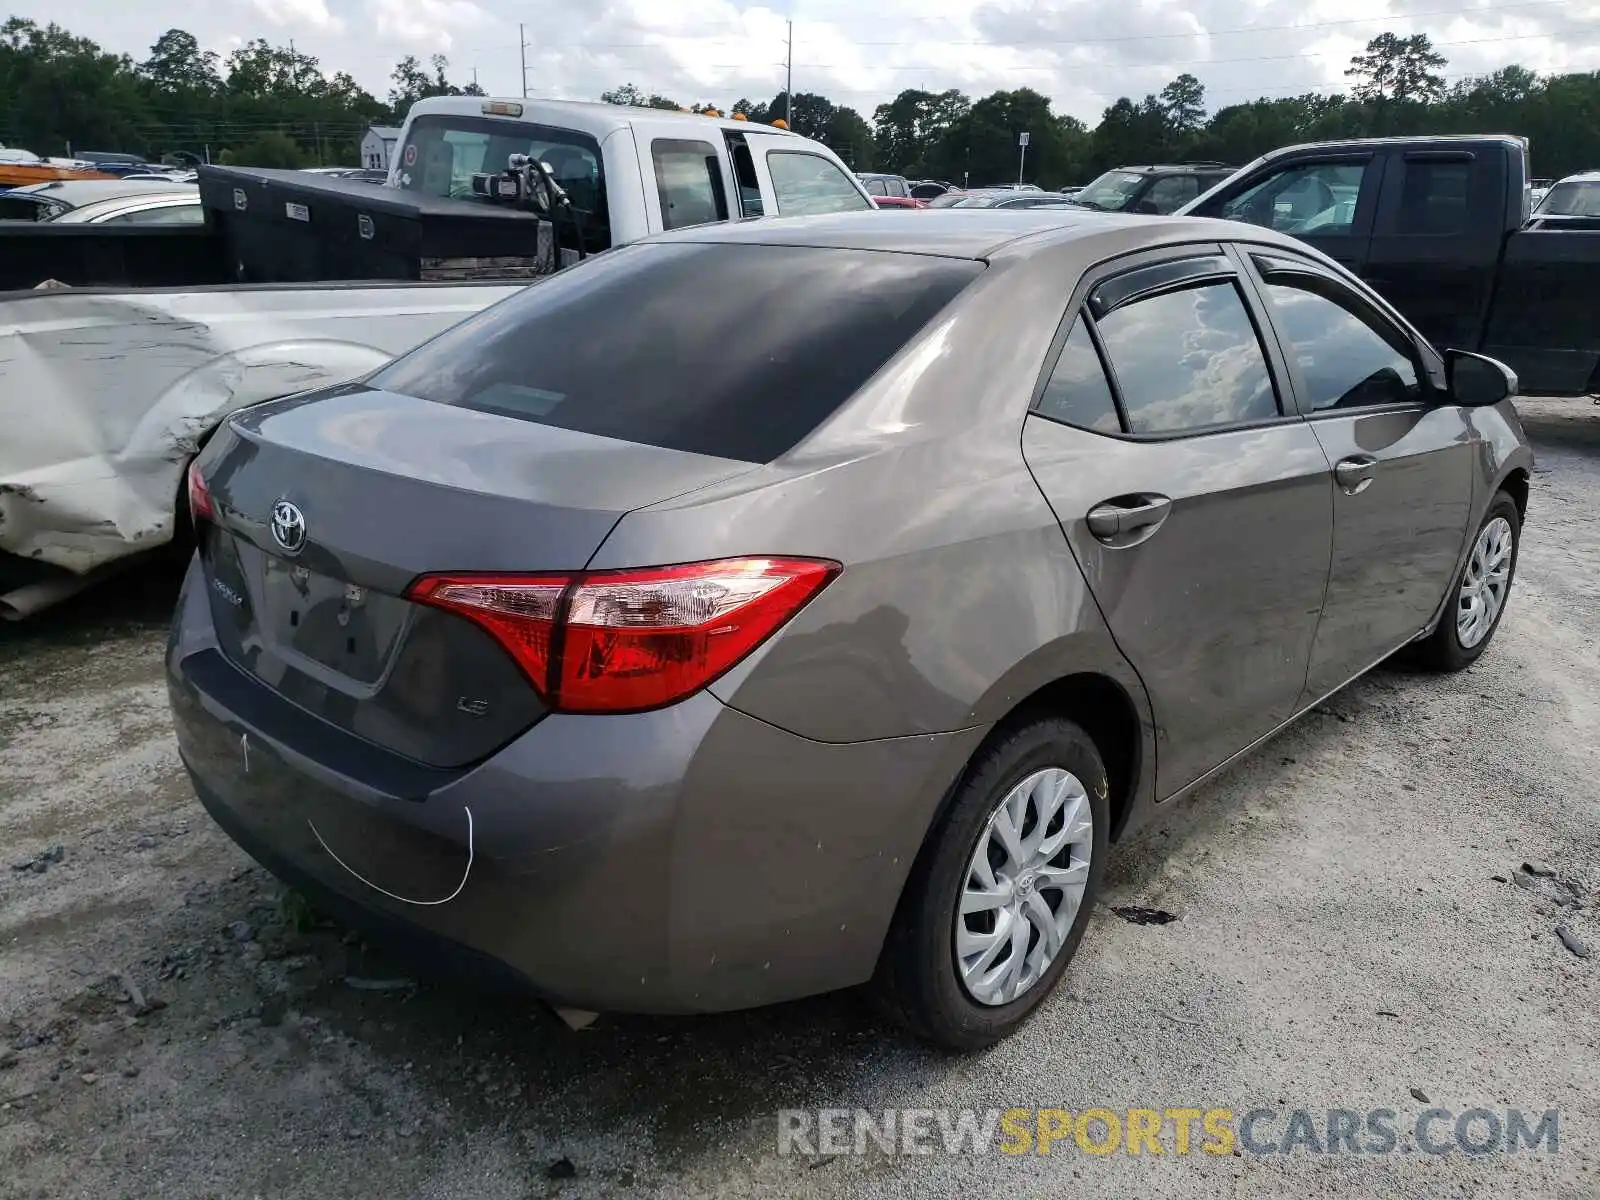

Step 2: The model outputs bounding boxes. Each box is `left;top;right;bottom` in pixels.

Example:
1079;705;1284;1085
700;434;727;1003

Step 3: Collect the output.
0;97;875;616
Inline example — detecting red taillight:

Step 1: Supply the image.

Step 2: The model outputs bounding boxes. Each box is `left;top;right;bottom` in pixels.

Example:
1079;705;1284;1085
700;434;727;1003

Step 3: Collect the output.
187;461;215;524
407;557;840;714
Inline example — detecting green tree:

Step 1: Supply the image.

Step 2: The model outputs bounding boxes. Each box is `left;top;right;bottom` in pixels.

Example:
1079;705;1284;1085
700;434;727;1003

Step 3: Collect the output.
601;82;681;110
139;28;219;96
235;129;305;167
1345;33;1448;103
1160;73;1206;138
388;54;470;119
941;88;1066;187
825;106;874;169
872;88;970;177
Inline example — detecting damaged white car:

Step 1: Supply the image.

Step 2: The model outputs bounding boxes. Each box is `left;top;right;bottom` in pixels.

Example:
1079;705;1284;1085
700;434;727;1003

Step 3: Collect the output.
0;283;520;617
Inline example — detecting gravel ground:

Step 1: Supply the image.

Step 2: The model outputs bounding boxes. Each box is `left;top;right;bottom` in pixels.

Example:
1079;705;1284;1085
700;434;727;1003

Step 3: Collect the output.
1;398;1596;1200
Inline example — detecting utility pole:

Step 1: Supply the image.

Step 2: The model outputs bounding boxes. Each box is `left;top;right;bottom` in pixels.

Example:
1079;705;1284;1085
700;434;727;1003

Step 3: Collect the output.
519;24;529;98
785;20;793;126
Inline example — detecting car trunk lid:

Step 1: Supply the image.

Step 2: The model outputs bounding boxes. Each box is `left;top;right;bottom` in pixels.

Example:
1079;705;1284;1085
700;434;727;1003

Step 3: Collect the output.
195;383;752;768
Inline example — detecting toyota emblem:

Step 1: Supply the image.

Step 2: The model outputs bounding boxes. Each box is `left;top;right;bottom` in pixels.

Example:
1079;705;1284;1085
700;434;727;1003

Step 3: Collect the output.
270;500;307;555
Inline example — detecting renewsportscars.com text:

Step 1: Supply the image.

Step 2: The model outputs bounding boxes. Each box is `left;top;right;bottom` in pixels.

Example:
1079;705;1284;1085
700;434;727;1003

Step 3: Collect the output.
777;1106;1560;1158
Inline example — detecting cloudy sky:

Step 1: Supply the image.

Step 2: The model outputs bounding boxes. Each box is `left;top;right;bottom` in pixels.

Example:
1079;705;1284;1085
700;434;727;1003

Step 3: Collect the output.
25;0;1600;122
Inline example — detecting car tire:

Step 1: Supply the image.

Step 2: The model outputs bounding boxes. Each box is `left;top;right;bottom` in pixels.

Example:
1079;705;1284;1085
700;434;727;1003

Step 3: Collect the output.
874;717;1109;1051
1412;490;1521;673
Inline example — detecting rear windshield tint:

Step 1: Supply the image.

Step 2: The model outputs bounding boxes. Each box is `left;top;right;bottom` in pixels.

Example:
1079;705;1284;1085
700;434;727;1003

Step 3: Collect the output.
370;242;983;462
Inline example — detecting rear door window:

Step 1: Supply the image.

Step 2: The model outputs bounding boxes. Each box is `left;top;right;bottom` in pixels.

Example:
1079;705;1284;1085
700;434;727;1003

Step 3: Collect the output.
1035;318;1121;433
651;138;728;230
767;151;872;215
1395;157;1472;236
372;243;982;462
1143;175;1199;212
1095;281;1279;434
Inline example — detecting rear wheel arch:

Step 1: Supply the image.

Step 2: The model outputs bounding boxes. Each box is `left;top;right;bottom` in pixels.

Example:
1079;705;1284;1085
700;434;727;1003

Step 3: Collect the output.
911;668;1147;873
992;673;1145;843
1499;468;1530;520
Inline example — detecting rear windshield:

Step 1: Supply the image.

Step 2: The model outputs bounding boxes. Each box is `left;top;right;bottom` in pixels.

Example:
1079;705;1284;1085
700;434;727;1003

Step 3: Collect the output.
393;114;608;250
371;242;983;462
1537;179;1600;216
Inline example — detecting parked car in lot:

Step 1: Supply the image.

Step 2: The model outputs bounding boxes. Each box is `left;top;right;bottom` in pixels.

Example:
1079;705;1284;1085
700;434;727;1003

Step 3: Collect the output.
1067;163;1237;213
857;172;923;208
950;189;1075;210
169;209;1531;1049
1179;134;1600;395
909;179;954;200
0;179;199;224
1531;170;1600;218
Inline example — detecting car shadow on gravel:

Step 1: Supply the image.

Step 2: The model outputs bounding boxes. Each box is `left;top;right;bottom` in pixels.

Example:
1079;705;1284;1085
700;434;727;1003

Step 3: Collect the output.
0;554;183;663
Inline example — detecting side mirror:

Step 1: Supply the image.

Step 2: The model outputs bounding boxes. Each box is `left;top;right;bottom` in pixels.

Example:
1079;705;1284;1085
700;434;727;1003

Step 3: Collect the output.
1444;348;1518;407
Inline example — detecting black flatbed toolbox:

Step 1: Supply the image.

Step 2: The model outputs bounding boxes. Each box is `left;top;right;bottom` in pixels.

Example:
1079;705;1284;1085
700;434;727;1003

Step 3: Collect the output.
197;164;556;282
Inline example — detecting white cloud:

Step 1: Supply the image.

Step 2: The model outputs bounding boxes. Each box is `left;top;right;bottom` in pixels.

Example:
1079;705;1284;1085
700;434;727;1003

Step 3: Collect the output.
249;0;345;34
12;0;1600;121
363;0;493;50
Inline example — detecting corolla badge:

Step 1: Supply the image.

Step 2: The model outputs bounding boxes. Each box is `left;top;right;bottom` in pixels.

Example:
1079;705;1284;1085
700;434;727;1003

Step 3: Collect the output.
270;500;307;555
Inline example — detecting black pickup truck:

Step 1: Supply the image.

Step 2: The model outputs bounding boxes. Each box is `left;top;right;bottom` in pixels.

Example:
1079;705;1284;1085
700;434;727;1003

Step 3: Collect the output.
1179;134;1600;395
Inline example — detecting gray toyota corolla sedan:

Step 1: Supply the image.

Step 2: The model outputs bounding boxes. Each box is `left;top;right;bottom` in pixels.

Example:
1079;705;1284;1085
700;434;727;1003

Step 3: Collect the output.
169;210;1533;1049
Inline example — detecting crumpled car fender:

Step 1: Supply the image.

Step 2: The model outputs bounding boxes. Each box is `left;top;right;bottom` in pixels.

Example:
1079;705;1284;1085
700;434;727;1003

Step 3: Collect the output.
0;283;514;577
0;338;393;574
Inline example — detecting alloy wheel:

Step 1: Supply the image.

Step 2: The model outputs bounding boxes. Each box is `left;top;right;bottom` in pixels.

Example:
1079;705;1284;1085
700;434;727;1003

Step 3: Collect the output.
1457;515;1514;649
954;768;1094;1006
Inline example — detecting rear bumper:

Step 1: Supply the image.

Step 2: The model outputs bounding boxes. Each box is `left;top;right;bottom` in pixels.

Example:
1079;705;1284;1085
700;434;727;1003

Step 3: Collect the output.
167;556;985;1014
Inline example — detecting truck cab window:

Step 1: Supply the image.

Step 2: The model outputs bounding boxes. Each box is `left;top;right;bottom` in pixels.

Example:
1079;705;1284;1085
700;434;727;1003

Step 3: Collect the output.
393;114;610;252
1398;160;1472;236
766;152;872;216
651;138;728;230
724;136;764;217
1219;162;1367;235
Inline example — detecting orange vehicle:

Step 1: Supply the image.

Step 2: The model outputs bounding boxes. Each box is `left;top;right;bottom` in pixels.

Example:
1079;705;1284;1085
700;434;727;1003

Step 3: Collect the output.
0;161;114;189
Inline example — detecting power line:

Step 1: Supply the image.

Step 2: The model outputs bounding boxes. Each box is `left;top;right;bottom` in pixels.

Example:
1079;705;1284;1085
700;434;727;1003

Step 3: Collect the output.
467;0;1573;53
794;31;1565;74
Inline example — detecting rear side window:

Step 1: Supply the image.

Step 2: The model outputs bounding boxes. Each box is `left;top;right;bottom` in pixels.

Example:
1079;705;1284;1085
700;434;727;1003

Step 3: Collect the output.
372;243;982;462
1143;175;1199;213
1397;158;1472;236
768;152;872;215
863;178;887;196
652;139;728;230
1036;319;1120;433
1096;282;1278;434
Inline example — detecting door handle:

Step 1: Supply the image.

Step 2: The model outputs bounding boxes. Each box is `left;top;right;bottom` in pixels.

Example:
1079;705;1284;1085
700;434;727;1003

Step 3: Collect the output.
1086;494;1173;541
1334;455;1378;495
